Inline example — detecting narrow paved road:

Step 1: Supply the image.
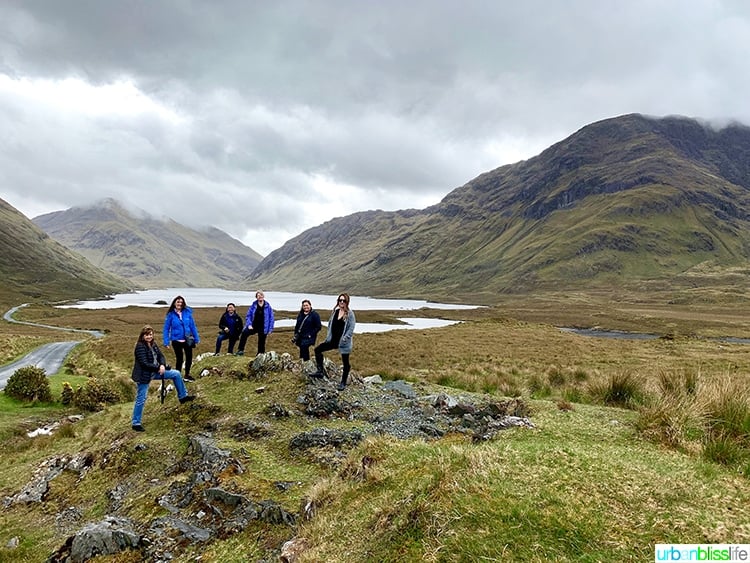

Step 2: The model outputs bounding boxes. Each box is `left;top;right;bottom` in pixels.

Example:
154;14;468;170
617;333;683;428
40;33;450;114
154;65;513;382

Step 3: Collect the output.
0;341;81;389
0;304;104;389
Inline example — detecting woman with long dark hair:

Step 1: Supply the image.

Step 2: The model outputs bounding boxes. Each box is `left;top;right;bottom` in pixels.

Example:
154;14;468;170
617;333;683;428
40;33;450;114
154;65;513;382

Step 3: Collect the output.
312;293;356;391
162;295;200;381
293;299;322;361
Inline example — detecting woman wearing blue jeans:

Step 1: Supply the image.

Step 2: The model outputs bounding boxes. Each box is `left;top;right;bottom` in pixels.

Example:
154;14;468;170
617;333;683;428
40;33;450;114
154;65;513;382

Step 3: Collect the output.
131;325;195;432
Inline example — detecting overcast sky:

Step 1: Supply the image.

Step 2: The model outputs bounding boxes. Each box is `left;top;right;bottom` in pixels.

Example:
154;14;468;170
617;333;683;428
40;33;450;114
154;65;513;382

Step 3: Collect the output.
2;1;750;255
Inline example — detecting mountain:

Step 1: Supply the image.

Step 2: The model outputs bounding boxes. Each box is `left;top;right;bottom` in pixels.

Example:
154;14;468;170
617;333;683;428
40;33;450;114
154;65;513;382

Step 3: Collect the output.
248;114;750;301
33;199;263;289
0;198;131;303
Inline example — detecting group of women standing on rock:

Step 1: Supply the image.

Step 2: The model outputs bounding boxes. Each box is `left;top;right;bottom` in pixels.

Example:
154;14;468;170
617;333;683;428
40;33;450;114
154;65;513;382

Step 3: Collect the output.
130;291;356;431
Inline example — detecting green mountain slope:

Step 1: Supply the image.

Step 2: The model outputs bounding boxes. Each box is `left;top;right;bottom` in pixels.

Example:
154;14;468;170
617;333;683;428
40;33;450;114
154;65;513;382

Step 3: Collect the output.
249;114;750;302
33;199;263;290
0;198;131;303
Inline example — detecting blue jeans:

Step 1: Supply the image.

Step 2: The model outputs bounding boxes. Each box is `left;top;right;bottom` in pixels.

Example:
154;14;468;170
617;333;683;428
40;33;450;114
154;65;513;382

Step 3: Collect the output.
131;369;188;425
215;332;238;354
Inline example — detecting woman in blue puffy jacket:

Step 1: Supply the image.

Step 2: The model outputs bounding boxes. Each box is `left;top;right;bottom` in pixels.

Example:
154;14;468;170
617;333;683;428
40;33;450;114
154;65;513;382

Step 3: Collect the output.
162;295;200;381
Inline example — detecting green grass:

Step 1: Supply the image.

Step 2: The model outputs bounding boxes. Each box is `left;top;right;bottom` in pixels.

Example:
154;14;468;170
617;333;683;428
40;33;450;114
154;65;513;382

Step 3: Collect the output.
2;294;750;561
296;403;750;562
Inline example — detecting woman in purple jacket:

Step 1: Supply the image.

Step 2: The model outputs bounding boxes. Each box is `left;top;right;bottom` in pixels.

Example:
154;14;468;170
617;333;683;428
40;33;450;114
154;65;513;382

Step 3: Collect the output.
236;290;275;356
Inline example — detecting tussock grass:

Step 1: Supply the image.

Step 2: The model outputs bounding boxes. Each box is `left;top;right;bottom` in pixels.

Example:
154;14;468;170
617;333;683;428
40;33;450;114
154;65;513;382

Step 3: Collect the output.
588;370;647;409
637;373;750;472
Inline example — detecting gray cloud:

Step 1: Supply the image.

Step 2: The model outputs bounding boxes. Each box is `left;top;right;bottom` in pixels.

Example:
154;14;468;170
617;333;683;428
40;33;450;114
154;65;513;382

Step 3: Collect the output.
2;0;750;254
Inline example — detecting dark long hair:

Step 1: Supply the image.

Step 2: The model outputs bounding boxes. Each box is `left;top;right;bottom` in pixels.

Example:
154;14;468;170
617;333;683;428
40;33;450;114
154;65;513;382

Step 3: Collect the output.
335;293;350;313
168;295;187;313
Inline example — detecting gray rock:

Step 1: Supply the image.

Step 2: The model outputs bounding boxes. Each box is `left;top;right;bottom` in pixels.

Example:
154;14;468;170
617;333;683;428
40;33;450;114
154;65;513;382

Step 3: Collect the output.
384;380;417;399
297;387;350;417
430;392;458;409
47;516;141;563
289;428;363;450
232;419;273;439
205;487;247;508
55;506;83;533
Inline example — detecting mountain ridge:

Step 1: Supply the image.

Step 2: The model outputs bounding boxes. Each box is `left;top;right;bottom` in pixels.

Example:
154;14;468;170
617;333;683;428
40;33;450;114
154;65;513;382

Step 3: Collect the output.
248;113;750;302
33;198;263;290
0;198;132;303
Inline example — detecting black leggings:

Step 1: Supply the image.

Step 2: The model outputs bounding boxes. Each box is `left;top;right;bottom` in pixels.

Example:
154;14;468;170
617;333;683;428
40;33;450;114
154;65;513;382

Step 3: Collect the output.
314;341;350;383
171;340;194;377
238;328;267;355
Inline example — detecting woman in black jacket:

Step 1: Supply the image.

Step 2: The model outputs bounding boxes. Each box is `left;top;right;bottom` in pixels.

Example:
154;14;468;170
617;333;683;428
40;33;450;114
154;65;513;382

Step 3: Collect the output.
293;299;322;361
215;302;243;355
131;325;195;432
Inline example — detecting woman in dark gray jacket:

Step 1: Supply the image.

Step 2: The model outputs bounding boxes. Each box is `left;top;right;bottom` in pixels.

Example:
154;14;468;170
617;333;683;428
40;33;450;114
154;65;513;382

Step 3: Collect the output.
312;293;356;391
131;325;194;432
293;299;322;361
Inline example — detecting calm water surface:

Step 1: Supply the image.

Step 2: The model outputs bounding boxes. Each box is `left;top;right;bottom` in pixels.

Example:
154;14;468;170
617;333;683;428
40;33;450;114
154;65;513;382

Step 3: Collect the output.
59;288;478;311
59;289;478;334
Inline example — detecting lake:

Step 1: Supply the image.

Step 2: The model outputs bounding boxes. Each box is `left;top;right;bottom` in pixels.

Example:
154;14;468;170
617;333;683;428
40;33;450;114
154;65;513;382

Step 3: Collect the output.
58;288;479;334
58;288;478;311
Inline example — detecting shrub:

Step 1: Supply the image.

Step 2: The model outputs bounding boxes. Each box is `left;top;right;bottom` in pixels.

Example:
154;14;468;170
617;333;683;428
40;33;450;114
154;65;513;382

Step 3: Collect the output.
72;378;122;412
572;368;589;382
704;387;750;440
562;387;586;404
4;366;53;403
61;382;74;405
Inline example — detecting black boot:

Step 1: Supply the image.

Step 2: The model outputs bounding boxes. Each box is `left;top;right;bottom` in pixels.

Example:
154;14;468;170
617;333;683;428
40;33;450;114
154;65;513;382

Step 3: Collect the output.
310;363;325;379
337;368;349;391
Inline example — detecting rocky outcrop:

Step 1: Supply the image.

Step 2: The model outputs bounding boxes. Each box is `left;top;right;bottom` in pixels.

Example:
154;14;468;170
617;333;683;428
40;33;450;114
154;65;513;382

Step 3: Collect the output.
5;353;534;562
46;516;141;563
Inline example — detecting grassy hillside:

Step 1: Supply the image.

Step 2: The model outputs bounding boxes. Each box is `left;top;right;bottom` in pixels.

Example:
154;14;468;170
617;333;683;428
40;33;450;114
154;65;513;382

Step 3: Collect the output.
0;198;132;305
248;114;750;302
1;298;749;561
33;198;263;289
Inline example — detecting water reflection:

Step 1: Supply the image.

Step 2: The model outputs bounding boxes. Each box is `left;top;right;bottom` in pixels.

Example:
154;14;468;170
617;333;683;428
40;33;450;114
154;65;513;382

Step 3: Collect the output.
58;288;478;312
275;317;461;334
